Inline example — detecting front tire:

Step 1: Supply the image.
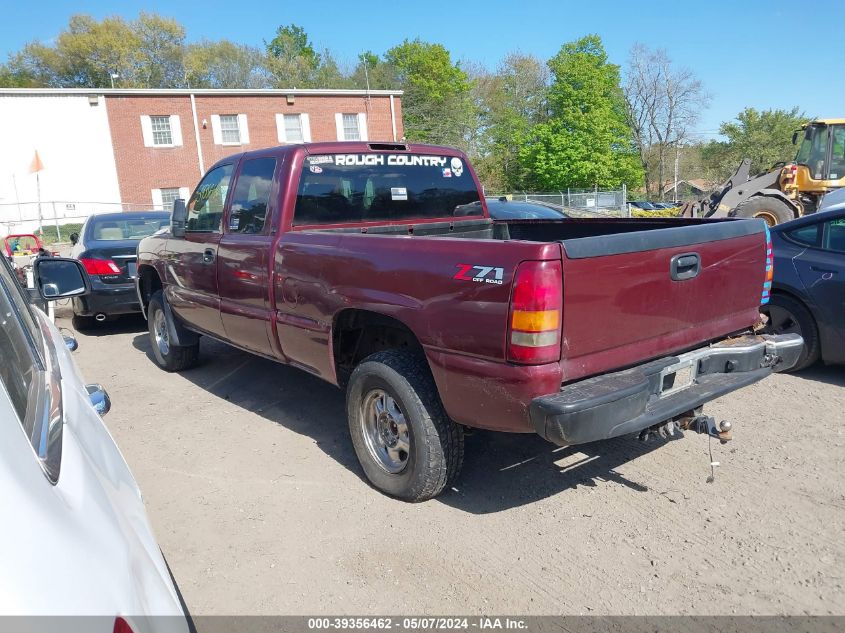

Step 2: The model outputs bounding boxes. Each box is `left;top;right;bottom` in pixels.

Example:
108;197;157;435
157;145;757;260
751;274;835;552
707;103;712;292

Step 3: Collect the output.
733;196;795;226
347;350;464;501
761;294;820;371
147;290;199;372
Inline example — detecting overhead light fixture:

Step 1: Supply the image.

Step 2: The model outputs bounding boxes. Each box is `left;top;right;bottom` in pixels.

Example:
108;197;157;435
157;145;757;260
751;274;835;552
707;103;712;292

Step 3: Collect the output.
286;94;295;105
88;95;99;106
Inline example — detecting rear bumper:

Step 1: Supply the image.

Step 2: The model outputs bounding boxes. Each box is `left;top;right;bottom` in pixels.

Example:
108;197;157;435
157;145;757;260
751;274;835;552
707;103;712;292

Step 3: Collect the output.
530;333;803;446
72;281;140;316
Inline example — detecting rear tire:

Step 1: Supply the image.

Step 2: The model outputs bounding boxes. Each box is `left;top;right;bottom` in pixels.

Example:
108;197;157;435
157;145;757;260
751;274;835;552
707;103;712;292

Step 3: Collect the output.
346;350;464;502
71;313;96;331
761;294;820;371
147;290;199;372
733;196;795;226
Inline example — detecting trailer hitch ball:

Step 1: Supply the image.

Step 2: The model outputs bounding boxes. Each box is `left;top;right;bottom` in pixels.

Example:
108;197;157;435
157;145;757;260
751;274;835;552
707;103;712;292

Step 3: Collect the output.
719;420;732;433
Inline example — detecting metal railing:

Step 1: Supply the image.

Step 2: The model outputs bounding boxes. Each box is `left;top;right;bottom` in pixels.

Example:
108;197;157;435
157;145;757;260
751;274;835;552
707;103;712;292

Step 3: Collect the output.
0;200;159;237
487;187;629;217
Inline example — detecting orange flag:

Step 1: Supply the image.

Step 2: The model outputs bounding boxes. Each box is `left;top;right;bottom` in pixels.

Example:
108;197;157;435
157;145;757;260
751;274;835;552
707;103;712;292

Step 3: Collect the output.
29;150;44;173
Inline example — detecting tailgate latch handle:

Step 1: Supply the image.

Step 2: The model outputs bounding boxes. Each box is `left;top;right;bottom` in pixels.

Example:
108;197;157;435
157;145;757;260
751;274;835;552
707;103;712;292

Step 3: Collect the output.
670;252;701;281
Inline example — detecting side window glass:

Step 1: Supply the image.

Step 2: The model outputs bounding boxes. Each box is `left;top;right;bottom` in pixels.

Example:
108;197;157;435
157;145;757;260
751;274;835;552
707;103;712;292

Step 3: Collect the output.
822;218;845;253
830;126;845;180
785;223;820;247
187;164;233;232
0;273;37;424
228;158;277;234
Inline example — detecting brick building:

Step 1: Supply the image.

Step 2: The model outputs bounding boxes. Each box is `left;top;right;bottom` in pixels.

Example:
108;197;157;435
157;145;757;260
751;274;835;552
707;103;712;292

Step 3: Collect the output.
0;88;403;231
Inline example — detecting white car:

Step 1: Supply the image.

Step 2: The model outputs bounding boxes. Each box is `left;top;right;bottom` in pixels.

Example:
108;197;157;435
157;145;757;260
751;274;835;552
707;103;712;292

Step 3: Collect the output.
0;253;189;633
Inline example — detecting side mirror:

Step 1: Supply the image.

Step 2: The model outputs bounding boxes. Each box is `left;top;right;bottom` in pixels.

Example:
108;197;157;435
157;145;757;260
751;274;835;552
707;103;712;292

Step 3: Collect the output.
171;199;187;238
792;132;798;145
32;257;91;300
69;232;79;246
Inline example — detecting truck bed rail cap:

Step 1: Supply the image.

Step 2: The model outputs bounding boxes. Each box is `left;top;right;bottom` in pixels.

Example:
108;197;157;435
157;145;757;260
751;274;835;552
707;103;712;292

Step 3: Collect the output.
562;219;764;259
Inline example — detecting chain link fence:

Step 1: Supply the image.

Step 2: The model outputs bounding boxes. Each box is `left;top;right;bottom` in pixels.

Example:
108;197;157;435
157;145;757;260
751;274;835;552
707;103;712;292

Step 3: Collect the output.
0;200;159;240
487;187;629;217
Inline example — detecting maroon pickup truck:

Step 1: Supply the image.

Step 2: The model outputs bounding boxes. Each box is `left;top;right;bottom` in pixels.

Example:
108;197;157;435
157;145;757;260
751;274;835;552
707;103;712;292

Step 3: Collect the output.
136;142;802;501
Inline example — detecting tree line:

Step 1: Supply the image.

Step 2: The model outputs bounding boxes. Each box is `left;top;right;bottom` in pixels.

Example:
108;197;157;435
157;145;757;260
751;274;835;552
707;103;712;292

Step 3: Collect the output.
0;13;808;198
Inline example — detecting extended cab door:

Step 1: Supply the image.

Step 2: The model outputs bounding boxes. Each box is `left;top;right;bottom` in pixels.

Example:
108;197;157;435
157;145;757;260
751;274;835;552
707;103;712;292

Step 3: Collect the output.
166;162;233;338
217;155;280;356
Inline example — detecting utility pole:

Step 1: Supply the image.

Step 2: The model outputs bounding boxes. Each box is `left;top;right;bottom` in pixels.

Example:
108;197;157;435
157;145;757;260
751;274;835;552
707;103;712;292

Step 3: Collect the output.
673;144;681;203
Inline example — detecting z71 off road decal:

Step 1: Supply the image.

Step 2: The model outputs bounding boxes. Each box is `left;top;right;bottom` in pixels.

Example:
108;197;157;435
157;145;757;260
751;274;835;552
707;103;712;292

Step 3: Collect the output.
454;264;505;285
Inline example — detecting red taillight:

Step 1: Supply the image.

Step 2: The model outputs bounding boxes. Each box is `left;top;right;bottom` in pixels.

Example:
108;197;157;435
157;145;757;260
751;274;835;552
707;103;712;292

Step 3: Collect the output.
782;164;798;183
507;260;562;364
80;257;121;275
114;617;134;633
762;227;773;304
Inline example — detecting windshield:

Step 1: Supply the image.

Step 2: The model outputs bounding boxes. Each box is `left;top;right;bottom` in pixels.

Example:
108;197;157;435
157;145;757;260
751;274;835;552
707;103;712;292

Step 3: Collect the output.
294;153;480;226
87;215;170;240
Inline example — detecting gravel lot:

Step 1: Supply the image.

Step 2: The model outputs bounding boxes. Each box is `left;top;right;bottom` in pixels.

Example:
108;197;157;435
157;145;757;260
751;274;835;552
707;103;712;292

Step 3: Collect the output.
61;312;845;616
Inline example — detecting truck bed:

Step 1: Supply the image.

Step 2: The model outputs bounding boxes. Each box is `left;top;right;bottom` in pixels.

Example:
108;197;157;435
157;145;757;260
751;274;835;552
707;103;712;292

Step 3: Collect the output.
288;216;767;385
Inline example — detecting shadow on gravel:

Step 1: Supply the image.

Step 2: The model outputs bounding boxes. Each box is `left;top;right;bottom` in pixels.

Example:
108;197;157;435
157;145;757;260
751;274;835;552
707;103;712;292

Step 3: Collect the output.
439;430;679;514
791;365;845;388
131;332;680;512
131;332;362;474
67;314;148;338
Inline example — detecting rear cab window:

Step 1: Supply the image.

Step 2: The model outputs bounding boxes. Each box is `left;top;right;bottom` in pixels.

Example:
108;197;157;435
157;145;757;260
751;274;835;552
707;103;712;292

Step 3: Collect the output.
293;153;481;226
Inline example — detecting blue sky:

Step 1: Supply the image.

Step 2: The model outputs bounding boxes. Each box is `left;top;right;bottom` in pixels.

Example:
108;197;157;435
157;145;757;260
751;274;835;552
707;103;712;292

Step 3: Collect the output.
3;0;842;137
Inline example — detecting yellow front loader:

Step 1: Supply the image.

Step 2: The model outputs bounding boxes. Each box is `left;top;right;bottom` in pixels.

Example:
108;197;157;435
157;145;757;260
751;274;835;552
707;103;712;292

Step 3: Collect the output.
681;118;845;225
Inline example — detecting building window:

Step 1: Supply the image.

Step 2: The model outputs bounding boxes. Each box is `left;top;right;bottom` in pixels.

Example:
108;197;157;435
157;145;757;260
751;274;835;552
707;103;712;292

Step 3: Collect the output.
220;114;241;143
284;114;304;142
342;113;361;141
276;113;310;143
141;114;182;147
152;186;190;211
150;116;173;145
160;187;181;210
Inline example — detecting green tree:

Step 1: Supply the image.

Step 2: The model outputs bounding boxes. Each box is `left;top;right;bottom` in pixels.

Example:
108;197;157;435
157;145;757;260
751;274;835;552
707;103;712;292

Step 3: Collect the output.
472;53;549;190
702;107;807;180
265;24;321;87
384;39;475;147
349;51;398;90
133;12;186;88
311;49;352;88
185;40;270;88
519;35;642;189
0;13;186;88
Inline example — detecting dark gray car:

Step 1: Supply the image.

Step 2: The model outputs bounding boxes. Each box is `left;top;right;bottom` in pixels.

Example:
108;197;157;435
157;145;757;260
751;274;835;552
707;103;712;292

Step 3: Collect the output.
70;211;170;329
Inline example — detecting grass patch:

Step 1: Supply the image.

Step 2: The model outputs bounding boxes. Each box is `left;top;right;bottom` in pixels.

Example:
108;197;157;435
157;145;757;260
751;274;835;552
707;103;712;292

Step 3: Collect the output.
35;224;83;245
631;207;681;218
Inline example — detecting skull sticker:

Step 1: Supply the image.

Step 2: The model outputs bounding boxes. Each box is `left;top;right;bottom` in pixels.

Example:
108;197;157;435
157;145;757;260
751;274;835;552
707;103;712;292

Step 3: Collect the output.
450;157;464;177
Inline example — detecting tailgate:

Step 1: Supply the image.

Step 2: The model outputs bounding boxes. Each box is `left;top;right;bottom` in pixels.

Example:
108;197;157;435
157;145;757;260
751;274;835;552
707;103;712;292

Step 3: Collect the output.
559;220;767;382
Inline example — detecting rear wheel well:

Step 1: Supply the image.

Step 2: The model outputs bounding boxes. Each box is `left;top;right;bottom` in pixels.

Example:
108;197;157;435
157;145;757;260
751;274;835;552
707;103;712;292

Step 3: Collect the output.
333;310;424;387
137;265;162;312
